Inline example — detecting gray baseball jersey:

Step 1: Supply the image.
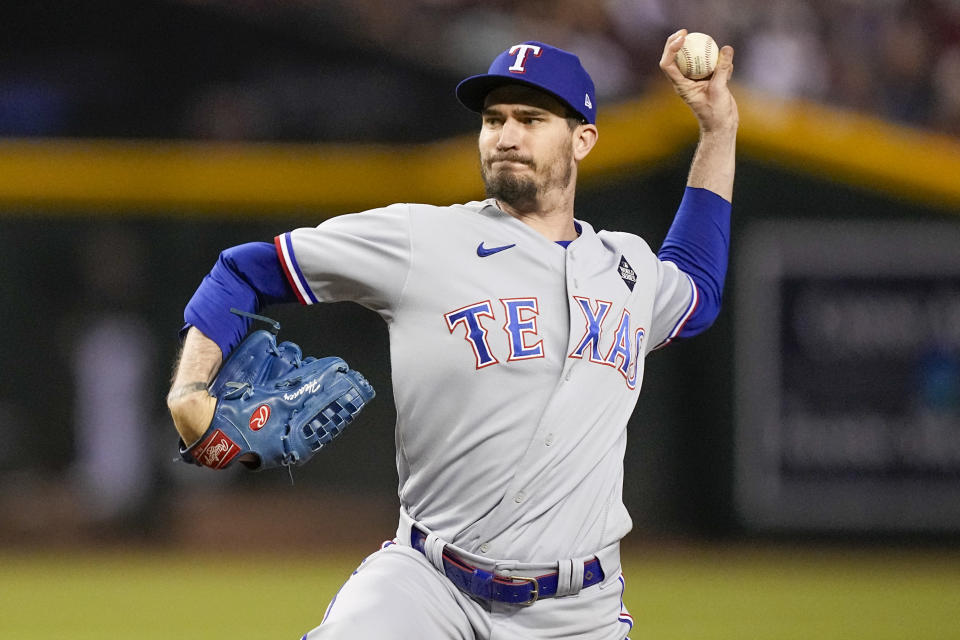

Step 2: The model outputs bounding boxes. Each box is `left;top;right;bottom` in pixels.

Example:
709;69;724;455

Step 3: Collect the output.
277;199;696;568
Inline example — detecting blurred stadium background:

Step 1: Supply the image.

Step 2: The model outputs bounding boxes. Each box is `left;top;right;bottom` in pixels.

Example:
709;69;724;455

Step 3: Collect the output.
1;1;959;638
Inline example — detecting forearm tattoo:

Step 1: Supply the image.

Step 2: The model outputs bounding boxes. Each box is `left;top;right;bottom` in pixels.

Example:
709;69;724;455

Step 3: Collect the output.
168;381;210;400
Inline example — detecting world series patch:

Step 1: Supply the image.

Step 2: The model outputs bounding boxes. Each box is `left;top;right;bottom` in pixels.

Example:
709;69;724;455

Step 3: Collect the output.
618;256;637;291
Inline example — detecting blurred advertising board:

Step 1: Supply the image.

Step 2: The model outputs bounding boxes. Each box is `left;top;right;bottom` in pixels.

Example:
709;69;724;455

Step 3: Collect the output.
734;220;960;533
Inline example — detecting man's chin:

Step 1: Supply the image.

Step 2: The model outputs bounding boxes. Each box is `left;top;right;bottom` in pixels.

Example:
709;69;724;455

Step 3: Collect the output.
483;170;539;205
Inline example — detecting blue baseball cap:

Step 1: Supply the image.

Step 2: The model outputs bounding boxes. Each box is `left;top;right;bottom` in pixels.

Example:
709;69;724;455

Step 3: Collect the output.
456;42;597;124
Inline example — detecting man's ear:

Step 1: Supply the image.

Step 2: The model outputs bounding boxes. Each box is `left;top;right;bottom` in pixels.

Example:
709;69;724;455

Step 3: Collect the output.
573;124;598;161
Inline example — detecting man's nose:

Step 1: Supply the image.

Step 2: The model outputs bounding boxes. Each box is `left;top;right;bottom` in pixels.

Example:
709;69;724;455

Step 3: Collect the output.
496;119;522;149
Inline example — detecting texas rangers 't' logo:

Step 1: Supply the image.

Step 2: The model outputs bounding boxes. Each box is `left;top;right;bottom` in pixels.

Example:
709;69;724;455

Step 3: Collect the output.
249;404;271;431
508;44;542;73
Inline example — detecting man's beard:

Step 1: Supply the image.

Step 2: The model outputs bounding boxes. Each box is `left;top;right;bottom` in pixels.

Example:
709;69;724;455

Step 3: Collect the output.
481;145;573;211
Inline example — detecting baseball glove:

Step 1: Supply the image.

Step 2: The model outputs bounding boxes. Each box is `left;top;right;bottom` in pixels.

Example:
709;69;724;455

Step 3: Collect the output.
179;311;375;471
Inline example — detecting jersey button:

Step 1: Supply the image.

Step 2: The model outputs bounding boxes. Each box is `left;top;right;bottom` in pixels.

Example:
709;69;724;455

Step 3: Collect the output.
514;491;526;503
545;433;554;446
479;543;490;554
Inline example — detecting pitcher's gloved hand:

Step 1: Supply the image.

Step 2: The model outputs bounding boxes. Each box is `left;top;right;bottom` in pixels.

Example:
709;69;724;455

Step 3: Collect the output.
179;321;375;471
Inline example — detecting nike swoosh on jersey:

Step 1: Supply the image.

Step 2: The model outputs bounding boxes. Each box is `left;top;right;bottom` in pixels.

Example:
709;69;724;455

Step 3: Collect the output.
476;242;516;257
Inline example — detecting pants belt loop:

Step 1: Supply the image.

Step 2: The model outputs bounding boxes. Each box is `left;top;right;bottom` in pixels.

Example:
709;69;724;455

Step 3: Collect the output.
555;559;573;597
423;532;446;574
554;557;585;597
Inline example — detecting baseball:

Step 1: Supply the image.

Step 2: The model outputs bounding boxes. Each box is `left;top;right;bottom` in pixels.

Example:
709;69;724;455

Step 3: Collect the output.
675;32;718;80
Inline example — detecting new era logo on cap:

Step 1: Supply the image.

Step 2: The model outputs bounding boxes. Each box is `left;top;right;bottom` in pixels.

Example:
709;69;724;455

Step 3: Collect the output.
456;41;597;124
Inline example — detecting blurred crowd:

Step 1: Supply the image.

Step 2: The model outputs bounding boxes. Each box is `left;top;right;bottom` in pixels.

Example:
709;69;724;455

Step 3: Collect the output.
338;0;960;135
1;0;958;142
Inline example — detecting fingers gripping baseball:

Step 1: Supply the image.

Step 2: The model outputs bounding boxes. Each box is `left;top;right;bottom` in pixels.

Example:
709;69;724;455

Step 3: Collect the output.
660;29;738;134
659;29;690;82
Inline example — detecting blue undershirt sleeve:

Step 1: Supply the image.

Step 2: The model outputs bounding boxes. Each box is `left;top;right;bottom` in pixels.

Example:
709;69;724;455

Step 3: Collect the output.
656;187;731;338
182;241;297;357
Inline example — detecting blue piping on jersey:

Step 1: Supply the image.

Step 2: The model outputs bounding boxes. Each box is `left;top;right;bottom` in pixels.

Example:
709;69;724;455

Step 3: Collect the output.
656;187;730;339
652;272;699;351
182;241;296;357
278;232;320;304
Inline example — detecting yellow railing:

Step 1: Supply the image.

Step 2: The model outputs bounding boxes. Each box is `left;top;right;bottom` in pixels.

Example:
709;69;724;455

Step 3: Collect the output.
0;86;957;217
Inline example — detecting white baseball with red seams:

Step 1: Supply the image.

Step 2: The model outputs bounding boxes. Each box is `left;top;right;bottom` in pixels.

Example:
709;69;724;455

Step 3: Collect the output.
675;32;718;80
279;199;697;639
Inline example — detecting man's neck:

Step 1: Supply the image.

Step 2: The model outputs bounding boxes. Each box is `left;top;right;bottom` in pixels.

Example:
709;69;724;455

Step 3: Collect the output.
496;190;579;242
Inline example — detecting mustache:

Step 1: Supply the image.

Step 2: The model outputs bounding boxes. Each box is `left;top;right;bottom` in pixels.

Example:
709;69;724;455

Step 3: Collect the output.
485;153;534;167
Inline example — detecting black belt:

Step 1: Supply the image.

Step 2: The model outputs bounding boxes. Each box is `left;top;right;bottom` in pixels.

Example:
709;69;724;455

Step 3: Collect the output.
410;526;603;606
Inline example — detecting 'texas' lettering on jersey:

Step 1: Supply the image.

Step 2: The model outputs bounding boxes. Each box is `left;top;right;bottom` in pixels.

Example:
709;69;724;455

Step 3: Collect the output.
444;296;646;389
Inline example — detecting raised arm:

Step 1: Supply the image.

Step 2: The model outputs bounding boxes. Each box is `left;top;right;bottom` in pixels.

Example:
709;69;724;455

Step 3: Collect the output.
659;29;739;201
654;30;738;341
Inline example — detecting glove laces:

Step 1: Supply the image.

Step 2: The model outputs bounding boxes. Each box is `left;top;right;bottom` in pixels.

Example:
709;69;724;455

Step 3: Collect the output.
229;307;281;334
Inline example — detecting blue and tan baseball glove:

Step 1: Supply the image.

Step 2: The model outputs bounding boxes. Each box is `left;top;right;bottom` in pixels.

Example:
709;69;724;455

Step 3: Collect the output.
179;312;375;471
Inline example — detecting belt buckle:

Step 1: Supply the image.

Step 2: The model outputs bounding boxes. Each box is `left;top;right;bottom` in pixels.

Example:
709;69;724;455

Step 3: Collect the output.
511;575;539;606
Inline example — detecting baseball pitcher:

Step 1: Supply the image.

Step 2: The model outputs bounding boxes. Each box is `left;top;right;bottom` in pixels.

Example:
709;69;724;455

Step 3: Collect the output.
167;30;738;639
